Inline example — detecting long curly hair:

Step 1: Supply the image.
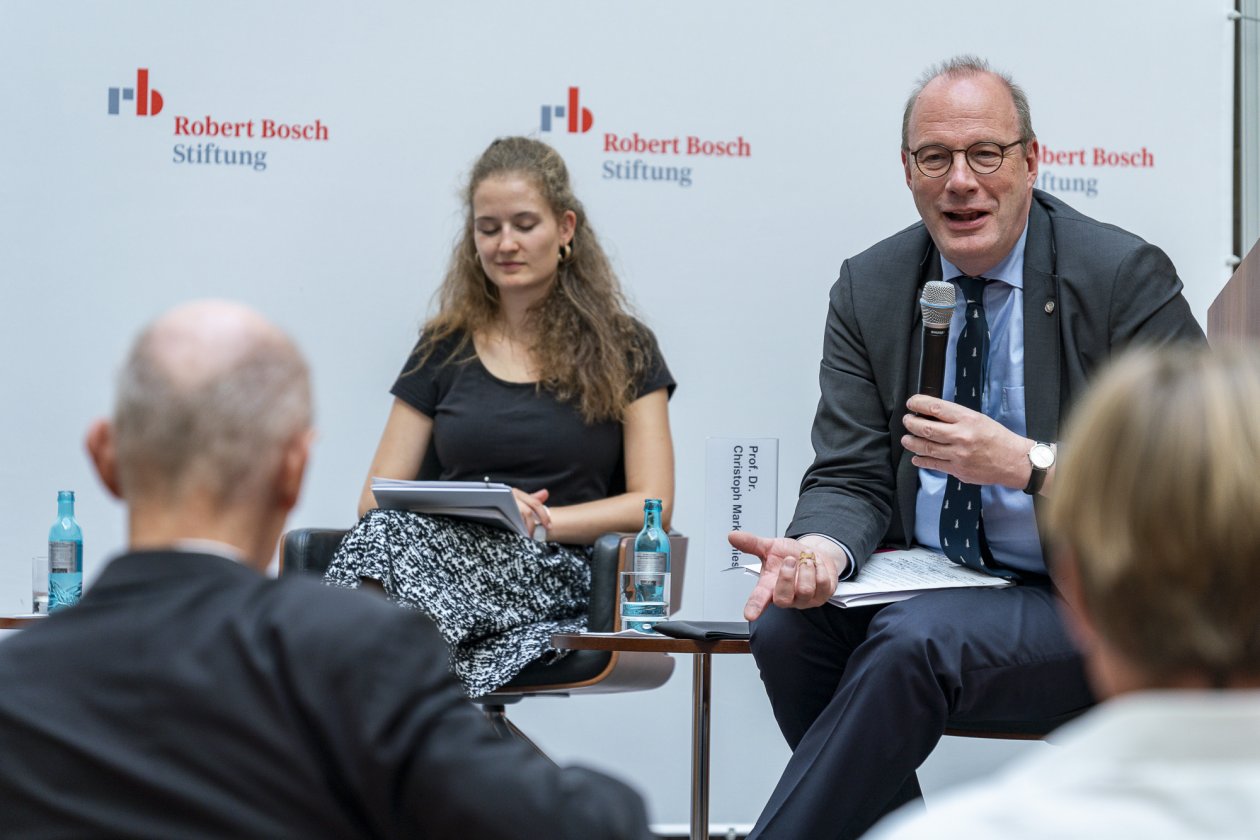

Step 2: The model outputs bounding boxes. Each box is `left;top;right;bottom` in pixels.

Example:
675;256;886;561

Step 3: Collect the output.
415;136;656;424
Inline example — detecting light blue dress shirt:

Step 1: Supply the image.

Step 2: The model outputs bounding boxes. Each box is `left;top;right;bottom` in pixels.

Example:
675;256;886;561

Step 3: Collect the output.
913;225;1044;574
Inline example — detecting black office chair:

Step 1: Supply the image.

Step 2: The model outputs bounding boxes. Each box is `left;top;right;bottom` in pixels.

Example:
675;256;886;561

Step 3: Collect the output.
280;527;686;750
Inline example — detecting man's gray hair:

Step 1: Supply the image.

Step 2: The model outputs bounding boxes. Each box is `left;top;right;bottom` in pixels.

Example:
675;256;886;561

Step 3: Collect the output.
900;55;1035;149
112;321;312;508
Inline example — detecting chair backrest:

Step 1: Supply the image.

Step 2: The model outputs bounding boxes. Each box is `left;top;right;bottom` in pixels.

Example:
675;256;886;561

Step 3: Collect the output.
281;528;349;576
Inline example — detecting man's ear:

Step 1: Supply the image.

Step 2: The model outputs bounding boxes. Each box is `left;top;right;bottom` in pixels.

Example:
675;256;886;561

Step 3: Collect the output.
275;428;314;512
85;419;123;500
1024;137;1040;186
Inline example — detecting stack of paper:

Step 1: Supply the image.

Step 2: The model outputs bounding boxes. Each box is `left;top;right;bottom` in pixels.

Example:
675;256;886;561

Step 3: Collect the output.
743;546;1012;608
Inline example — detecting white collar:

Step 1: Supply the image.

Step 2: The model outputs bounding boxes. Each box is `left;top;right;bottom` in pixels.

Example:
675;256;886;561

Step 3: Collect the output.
170;538;250;565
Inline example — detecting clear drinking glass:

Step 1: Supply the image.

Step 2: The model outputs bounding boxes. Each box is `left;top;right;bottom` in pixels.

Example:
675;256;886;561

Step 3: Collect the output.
31;555;49;614
619;571;670;632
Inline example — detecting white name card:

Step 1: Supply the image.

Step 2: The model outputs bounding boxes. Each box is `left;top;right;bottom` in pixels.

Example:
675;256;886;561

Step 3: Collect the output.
703;437;778;620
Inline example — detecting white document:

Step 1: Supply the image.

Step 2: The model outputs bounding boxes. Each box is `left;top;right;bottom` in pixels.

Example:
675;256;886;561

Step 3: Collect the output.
743;546;1012;609
370;478;531;538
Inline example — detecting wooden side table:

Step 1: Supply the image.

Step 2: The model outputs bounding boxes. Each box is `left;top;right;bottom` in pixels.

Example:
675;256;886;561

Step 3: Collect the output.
0;616;44;630
552;632;751;840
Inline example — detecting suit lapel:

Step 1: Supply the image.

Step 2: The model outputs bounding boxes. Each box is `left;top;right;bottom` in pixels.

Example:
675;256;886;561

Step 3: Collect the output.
1022;198;1061;442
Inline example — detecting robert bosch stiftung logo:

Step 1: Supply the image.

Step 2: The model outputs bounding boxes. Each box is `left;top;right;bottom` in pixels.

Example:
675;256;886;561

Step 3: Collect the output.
536;85;750;189
105;66;330;173
1035;142;1158;200
108;68;163;117
540;87;593;133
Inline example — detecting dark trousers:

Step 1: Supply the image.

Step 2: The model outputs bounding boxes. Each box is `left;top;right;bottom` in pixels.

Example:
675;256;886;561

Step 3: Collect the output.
746;585;1093;840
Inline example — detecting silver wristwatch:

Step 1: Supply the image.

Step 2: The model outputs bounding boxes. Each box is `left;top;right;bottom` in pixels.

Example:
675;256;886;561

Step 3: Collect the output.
1023;442;1055;495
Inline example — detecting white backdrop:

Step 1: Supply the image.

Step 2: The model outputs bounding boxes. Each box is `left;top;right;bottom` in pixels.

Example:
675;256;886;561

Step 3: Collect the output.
0;0;1234;828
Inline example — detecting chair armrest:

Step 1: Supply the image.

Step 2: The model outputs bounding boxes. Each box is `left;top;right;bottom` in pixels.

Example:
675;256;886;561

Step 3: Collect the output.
587;534;630;632
280;528;350;576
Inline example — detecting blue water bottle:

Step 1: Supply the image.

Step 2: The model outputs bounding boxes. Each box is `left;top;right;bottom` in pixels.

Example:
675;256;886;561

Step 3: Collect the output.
628;499;670;630
48;490;83;612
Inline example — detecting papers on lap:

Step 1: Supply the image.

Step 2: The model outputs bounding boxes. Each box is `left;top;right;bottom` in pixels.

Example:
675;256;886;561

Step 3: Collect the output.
829;546;1012;607
744;546;1012;608
370;478;531;538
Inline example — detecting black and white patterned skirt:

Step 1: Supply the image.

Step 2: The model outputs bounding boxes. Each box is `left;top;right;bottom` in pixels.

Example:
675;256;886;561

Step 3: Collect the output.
324;509;591;697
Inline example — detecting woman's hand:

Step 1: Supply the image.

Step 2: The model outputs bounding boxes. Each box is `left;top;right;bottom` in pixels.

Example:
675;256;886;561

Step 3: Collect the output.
512;487;551;536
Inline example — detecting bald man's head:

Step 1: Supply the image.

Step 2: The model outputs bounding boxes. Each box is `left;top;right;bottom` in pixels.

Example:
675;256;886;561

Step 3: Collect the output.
110;300;312;510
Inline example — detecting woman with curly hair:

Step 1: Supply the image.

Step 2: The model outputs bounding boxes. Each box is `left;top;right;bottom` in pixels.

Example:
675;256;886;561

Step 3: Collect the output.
326;137;675;696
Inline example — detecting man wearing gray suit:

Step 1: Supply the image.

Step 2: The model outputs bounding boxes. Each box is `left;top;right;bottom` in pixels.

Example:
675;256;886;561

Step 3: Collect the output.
730;56;1204;839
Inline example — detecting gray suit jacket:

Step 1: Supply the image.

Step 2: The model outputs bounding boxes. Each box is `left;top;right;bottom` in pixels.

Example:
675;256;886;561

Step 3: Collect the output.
787;191;1204;572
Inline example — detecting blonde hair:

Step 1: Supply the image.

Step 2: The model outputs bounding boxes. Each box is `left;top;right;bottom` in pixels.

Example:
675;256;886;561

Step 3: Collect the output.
416;136;655;423
1049;344;1260;682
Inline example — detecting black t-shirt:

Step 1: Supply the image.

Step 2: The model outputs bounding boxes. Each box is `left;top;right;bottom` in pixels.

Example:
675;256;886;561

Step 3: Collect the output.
390;328;674;507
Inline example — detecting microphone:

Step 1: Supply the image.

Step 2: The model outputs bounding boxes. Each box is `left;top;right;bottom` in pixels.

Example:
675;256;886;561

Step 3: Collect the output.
917;280;956;399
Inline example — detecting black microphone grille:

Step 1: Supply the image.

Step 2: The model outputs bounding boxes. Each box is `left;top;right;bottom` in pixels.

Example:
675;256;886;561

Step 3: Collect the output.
920;280;955;328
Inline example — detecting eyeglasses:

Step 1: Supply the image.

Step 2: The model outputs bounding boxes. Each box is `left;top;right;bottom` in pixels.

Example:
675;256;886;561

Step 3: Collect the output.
908;140;1026;178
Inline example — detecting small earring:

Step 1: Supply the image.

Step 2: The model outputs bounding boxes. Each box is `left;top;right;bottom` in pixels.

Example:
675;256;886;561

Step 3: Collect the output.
559;242;573;264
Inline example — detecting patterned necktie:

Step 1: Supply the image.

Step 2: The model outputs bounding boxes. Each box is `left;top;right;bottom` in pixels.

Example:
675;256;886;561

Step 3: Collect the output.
940;276;989;571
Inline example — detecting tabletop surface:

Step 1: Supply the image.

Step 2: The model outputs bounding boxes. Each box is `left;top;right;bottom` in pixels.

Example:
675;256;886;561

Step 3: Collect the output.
552;632;751;655
1;621;757;651
0;615;45;630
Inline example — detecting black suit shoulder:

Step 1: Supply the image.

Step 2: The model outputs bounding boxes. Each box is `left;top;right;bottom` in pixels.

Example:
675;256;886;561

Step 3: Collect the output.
257;572;440;647
1034;190;1164;277
842;219;933;285
1035;189;1148;244
0;553;653;840
218;568;466;698
825;220;933;348
1030;190;1203;355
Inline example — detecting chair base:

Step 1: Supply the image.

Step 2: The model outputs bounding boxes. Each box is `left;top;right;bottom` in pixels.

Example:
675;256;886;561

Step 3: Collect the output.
480;703;556;765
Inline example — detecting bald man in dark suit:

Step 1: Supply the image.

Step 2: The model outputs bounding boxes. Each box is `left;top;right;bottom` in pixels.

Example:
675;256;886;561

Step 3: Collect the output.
0;299;651;840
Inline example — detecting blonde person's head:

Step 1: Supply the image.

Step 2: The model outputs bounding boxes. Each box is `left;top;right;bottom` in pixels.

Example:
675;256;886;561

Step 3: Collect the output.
1049;343;1260;686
